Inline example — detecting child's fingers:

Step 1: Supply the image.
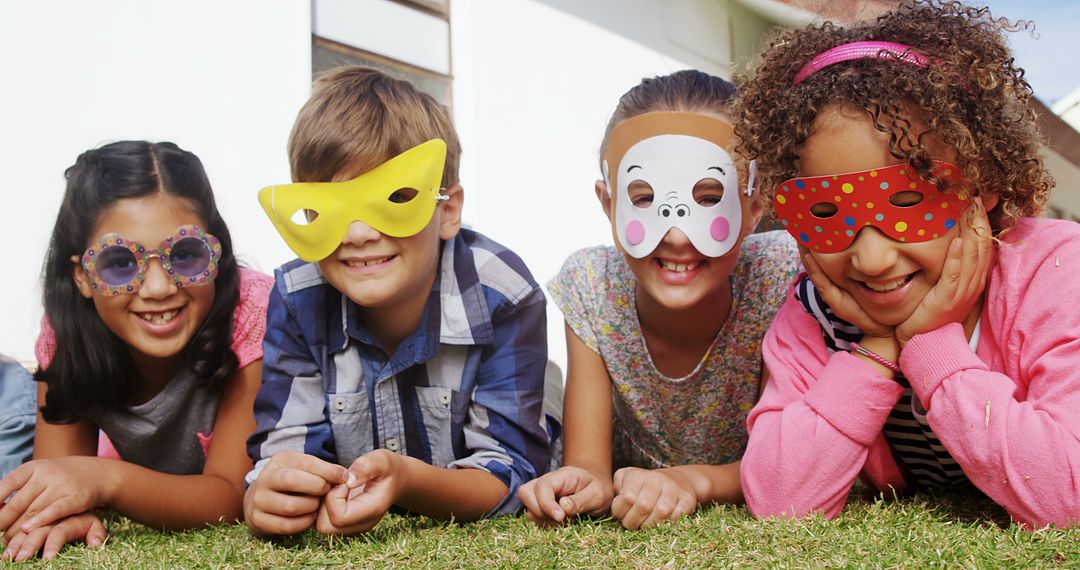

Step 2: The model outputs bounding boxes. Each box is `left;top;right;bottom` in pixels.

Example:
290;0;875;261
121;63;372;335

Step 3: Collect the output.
85;515;106;548
21;497;84;534
264;466;337;497
518;477;564;522
348;451;395;487
252;488;321;518
0;479;39;535
0;468;30;505
640;486;696;529
251;509;318;536
41;514;103;561
275;453;349;486
614;483;659;530
13;526;50;562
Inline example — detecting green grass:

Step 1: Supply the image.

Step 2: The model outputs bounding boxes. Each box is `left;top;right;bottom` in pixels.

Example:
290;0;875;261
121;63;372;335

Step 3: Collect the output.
4;489;1078;569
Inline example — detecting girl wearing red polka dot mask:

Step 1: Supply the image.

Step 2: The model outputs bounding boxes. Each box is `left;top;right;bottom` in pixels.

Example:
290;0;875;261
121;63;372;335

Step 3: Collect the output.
736;1;1080;529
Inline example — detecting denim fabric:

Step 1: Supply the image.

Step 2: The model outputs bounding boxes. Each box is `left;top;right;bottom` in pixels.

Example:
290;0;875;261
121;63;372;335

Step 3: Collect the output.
0;357;36;478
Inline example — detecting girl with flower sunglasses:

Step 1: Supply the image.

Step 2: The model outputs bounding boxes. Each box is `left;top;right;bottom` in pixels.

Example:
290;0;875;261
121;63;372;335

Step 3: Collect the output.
0;141;272;560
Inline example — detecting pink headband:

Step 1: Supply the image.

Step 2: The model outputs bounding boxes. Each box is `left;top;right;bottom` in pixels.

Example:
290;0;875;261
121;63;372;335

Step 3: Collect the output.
793;41;930;85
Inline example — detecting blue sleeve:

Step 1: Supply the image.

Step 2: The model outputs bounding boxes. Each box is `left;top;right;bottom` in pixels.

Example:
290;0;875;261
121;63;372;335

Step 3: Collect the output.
245;283;336;486
447;286;552;517
0;360;36;479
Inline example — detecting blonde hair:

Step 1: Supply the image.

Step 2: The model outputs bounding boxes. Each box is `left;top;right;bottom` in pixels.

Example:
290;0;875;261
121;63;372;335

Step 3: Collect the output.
288;66;461;187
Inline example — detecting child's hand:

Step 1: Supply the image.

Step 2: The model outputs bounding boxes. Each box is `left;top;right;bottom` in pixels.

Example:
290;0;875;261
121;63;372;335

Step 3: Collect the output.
801;251;894;339
896;200;993;347
1;512;105;562
0;457;105;541
315;450;402;536
517;466;613;525
244;451;348;536
610;467;697;530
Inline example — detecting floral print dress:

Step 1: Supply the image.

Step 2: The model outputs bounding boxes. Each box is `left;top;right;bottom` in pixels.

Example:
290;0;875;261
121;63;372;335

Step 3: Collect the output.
547;230;799;469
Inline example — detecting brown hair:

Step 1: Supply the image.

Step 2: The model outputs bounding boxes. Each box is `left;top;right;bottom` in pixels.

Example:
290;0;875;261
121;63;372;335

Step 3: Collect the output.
600;69;738;165
288;66;461;188
734;0;1053;231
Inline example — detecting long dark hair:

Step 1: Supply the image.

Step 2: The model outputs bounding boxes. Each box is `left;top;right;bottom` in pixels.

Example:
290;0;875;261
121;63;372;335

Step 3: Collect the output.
36;141;241;423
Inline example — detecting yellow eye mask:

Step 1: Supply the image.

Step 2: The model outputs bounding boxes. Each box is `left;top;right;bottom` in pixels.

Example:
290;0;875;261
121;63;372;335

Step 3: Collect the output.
258;138;447;261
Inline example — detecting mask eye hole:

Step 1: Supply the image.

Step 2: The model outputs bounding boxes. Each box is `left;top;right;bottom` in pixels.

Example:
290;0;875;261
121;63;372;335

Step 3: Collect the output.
290;209;319;225
889;190;924;207
809;203;838;218
389;188;419;204
692;178;725;206
628;180;654;209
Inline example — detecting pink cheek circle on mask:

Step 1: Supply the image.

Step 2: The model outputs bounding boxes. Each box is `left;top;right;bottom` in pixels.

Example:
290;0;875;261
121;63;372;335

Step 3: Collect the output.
710;216;730;242
625;220;646;246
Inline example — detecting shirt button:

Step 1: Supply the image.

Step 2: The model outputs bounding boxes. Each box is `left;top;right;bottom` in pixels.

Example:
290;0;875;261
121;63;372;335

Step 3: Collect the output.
333;397;347;412
385;438;400;452
440;393;451;407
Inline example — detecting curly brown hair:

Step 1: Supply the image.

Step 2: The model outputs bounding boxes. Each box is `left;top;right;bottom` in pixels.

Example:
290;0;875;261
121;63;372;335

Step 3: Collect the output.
734;0;1053;232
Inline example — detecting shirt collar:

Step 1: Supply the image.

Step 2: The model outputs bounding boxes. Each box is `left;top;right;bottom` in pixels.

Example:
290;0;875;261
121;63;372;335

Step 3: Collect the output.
332;233;495;358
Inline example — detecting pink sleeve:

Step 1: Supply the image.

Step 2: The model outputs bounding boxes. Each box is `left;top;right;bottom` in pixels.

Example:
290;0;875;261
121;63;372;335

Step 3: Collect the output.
35;315;57;370
230;268;273;369
741;286;906;520
901;233;1080;528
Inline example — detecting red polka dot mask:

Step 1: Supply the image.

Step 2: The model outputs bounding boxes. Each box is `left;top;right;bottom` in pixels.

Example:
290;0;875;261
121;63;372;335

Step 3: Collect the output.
602;112;753;259
773;160;968;253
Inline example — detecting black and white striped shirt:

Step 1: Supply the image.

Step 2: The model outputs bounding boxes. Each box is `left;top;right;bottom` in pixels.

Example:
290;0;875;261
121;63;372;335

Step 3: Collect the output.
794;275;973;490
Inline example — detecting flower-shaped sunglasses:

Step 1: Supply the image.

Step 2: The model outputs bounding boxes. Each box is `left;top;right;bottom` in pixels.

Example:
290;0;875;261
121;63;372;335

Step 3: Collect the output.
80;224;222;296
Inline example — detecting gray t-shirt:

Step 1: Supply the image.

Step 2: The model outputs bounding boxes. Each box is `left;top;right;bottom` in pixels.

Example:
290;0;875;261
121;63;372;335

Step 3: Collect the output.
90;368;219;475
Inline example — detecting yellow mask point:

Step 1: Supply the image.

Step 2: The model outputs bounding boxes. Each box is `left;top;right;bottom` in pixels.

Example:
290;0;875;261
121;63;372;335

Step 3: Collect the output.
258;139;447;261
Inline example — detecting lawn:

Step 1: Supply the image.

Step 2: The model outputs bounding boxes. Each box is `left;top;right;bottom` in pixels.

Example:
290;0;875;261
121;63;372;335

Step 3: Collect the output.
3;488;1077;569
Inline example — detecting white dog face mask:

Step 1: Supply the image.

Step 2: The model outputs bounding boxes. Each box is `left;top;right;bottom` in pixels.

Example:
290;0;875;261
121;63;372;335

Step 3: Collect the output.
602;112;755;259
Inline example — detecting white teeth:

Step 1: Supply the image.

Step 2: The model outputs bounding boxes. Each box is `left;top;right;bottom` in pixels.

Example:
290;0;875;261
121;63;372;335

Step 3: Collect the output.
661;260;699;273
346;256;391;268
139;310;177;325
865;278;907;292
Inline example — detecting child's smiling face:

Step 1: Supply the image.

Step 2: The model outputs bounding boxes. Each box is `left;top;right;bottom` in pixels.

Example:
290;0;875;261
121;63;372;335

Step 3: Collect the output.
795;104;972;326
72;193;216;367
597;113;763;313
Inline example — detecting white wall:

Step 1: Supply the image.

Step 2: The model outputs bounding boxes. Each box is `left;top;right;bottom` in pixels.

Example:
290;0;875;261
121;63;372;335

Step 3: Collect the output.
452;0;702;371
0;0;311;363
1;0;733;375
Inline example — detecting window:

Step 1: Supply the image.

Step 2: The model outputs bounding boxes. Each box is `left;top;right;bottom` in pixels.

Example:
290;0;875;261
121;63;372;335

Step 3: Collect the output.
312;0;452;107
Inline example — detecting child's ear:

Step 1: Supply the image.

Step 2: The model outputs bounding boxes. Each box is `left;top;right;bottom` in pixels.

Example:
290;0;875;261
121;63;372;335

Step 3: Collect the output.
745;186;765;232
980;193;1000;212
595;179;614;222
438;183;464;240
70;256;93;299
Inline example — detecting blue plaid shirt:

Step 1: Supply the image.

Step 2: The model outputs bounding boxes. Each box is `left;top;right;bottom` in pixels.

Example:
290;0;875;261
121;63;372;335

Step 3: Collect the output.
246;230;553;516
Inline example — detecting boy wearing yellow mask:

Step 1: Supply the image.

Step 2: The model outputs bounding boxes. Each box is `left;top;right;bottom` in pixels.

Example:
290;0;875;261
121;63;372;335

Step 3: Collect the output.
244;67;556;536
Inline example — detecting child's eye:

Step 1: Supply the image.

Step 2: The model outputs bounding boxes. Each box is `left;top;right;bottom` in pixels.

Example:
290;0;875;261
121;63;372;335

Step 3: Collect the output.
628;180;654;208
693;178;725;206
888;190;925;207
810;202;839;218
106;257;136;270
388;188;419;204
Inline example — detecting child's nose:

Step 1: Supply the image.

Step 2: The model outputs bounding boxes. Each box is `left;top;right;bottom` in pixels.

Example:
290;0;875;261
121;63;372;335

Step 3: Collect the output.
660;227;692;247
342;220;382;246
139;258;178;299
848;227;899;276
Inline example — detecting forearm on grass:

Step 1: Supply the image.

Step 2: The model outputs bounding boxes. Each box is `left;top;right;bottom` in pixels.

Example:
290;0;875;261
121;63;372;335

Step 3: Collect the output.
660;462;744;506
394;457;509;521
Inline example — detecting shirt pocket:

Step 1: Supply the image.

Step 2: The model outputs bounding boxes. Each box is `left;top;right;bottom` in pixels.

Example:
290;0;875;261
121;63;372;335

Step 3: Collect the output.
415;386;463;467
327;390;373;467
